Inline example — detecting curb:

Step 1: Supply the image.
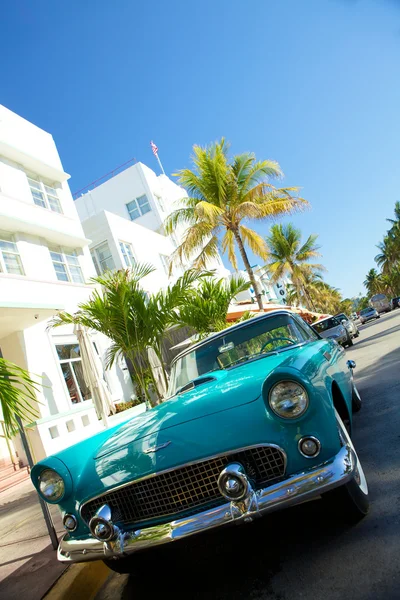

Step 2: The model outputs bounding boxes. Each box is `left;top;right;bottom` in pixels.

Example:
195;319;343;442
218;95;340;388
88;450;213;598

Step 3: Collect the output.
43;561;111;600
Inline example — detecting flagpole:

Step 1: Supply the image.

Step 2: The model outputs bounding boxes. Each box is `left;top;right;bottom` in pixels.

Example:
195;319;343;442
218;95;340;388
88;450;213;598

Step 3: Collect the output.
155;152;165;176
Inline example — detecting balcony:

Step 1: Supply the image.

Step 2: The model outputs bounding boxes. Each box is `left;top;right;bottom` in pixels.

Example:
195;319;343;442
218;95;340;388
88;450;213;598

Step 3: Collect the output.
0;192;90;248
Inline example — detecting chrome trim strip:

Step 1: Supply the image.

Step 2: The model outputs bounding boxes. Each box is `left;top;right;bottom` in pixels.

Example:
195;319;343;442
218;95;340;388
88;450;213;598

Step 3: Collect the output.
60;444;356;564
79;443;287;522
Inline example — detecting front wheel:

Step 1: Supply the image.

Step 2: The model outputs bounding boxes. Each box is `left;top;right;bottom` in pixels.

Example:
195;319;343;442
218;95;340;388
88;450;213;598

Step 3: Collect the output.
322;411;369;523
346;335;353;348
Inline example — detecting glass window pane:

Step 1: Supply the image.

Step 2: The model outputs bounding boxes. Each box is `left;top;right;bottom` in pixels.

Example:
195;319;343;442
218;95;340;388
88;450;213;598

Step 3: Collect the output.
128;206;140;220
44;184;58;196
126;200;136;211
3;252;24;275
0;240;18;252
50;251;64;262
60;363;81;404
65;253;79;266
32;191;46;208
48;196;63;213
27;177;41;191
69;265;84;283
137;195;149;208
72;362;91;401
56;344;81;360
54;263;69;281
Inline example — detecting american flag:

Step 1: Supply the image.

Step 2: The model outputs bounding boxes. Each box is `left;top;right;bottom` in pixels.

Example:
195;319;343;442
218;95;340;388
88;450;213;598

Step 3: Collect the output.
150;140;158;156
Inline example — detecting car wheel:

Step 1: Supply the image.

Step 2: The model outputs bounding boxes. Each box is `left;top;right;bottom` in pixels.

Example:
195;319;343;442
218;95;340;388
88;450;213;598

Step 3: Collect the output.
351;381;362;412
355;332;360;338
346;335;353;347
322;410;369;522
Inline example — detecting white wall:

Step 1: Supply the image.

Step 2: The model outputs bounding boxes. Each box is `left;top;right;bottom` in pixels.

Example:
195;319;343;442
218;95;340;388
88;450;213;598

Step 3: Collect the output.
81;210;181;292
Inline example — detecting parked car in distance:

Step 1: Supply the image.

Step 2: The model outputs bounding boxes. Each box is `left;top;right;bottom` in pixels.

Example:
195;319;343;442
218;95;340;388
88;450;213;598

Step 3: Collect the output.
335;313;359;339
31;310;368;574
391;296;400;309
370;293;391;314
359;307;380;324
312;315;353;347
350;312;358;321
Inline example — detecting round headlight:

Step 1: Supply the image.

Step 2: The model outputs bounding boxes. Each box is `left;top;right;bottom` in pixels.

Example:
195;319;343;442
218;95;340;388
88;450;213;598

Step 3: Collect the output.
269;381;309;419
39;469;65;502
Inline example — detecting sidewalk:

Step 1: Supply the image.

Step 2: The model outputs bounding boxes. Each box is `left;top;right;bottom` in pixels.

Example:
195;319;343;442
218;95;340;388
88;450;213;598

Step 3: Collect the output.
0;478;66;600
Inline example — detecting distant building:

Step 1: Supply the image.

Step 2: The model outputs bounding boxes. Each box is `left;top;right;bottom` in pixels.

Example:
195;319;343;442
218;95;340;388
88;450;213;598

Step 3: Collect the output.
74;161;230;285
0;106;133;466
233;265;289;305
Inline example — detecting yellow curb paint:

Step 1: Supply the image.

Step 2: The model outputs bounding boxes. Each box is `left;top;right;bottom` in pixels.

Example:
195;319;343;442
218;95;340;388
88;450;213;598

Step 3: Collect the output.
44;561;111;600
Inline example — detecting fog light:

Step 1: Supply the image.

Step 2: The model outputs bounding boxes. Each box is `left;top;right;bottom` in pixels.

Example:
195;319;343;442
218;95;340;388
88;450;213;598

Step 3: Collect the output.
298;436;321;458
63;514;77;531
218;463;249;501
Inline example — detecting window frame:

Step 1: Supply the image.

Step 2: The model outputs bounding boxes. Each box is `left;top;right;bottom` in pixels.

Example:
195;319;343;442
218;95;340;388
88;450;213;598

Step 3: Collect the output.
0;234;24;275
27;174;63;214
91;242;115;274
126;194;152;221
56;342;91;404
49;246;84;283
119;240;136;268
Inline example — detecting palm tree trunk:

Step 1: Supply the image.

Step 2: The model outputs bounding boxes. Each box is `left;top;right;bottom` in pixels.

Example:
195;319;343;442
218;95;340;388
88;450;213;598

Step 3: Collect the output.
232;229;264;312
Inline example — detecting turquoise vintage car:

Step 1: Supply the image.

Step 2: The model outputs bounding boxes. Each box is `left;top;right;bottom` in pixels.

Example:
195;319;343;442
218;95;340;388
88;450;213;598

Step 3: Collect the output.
31;310;369;573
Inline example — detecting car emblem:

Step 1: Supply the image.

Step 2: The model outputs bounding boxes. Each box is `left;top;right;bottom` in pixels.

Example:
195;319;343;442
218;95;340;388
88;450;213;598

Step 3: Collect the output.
144;441;171;454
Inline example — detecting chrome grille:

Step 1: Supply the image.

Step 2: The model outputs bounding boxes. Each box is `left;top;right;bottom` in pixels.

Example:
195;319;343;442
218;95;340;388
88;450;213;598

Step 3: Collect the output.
81;446;285;527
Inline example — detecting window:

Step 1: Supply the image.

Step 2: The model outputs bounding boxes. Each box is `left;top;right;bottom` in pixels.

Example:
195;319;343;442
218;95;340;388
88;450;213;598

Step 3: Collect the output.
27;176;62;213
91;242;115;274
159;254;170;275
56;343;91;404
126;194;152;220
119;241;136;267
0;235;24;275
50;247;84;283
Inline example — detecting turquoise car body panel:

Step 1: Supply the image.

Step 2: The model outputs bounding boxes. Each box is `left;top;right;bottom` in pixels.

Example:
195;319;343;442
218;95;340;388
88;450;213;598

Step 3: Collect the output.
31;334;353;540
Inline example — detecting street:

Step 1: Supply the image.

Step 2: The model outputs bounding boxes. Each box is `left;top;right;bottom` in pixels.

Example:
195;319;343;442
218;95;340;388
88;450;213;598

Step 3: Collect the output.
96;309;400;600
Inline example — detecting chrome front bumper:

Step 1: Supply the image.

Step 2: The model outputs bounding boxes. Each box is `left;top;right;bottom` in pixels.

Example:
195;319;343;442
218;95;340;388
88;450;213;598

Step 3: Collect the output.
58;445;356;563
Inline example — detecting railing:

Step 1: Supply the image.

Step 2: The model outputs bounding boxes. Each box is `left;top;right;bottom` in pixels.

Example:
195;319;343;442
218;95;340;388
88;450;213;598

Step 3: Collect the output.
73;157;137;199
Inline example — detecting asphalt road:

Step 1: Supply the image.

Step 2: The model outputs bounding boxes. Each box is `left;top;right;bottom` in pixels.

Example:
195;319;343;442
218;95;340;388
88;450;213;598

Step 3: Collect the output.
97;310;400;600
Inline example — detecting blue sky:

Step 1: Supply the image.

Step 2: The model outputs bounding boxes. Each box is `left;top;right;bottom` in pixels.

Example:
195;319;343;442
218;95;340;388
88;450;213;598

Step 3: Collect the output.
2;0;400;298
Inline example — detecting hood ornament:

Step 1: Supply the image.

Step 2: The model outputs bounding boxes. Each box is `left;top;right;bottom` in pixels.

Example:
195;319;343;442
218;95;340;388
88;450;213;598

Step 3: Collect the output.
144;441;171;454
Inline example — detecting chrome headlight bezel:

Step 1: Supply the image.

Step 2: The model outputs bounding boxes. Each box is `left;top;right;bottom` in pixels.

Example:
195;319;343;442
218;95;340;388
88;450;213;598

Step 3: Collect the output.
38;468;65;502
268;380;309;419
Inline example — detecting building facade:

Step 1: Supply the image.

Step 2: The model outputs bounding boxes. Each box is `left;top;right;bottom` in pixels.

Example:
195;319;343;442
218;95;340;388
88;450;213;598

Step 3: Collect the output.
74;161;230;283
0;106;134;465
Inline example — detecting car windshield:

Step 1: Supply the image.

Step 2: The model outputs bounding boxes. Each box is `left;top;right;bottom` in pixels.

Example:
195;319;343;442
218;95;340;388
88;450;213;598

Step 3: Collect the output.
335;313;348;322
168;313;311;397
312;317;339;333
360;308;373;315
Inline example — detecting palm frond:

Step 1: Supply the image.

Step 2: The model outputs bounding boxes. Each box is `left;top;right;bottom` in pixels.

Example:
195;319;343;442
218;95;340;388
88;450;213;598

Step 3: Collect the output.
0;359;41;437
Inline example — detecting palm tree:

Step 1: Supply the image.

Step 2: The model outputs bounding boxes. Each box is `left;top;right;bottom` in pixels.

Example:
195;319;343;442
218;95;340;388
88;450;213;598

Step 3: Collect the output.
0;358;39;437
165;139;307;311
375;236;398;275
264;224;324;310
364;268;383;296
50;264;204;404
173;275;251;338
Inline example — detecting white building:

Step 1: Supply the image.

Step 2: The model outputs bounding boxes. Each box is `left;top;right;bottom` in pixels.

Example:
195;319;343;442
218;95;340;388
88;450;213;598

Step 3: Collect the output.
0;106;134;466
233;265;288;305
74;161;230;284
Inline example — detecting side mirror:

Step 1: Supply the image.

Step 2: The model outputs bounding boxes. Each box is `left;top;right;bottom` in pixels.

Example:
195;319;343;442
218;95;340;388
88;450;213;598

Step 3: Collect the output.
341;320;347;326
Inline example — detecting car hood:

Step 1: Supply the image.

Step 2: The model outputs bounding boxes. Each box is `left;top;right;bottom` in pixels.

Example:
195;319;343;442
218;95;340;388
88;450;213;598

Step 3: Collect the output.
94;352;294;459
